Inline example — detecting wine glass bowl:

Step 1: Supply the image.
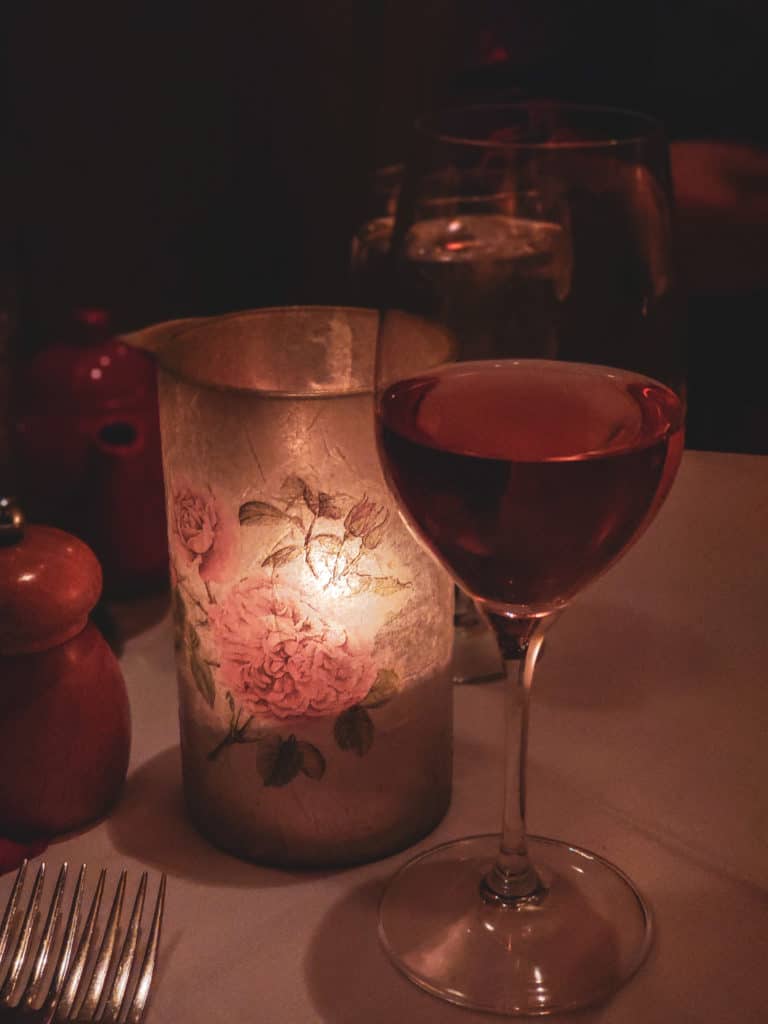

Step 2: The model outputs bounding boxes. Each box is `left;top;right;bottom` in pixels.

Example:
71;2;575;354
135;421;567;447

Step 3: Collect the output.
378;357;683;618
374;103;685;1015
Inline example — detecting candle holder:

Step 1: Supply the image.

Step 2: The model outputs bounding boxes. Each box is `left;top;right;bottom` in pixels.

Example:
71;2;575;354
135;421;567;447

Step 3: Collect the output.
156;307;454;867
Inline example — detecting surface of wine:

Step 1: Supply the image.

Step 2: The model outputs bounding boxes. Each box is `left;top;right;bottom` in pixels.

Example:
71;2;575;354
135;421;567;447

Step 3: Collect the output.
378;360;684;613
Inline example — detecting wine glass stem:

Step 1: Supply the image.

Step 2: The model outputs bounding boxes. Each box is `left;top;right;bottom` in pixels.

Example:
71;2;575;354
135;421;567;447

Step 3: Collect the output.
481;613;552;905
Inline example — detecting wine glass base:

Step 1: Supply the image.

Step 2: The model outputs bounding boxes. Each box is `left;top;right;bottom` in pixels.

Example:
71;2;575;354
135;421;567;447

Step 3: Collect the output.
378;833;652;1016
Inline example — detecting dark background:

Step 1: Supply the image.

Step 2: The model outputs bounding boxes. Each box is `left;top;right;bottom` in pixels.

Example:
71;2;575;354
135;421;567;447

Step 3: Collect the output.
2;0;767;452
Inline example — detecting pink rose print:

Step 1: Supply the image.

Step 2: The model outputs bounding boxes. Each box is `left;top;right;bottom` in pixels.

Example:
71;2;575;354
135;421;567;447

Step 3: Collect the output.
208;580;377;719
172;484;235;583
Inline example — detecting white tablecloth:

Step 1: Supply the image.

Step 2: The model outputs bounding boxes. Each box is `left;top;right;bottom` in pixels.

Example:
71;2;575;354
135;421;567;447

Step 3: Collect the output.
3;451;767;1023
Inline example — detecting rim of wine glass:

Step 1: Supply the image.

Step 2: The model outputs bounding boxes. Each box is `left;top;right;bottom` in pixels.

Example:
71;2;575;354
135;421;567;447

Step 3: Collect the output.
155;304;380;399
415;101;665;151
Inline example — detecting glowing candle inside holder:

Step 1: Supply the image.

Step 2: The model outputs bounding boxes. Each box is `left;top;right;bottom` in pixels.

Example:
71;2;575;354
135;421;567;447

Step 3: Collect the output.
156;307;454;867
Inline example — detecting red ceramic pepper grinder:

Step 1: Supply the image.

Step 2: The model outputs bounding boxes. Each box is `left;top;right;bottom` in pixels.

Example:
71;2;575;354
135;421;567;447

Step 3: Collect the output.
0;497;131;838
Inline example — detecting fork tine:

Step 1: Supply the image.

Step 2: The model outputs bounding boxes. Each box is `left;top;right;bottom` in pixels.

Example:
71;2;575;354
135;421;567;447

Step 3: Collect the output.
59;869;106;1019
99;874;147;1024
43;864;86;1011
0;860;28;974
0;861;45;1002
20;862;68;1009
76;872;127;1022
0;865;165;1023
123;874;165;1024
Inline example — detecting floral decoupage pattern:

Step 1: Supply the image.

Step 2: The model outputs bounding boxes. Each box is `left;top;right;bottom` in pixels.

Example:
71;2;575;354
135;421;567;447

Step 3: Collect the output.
170;473;415;788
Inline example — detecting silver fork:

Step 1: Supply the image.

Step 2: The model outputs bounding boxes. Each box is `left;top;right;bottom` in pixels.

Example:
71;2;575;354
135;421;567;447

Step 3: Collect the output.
0;861;166;1024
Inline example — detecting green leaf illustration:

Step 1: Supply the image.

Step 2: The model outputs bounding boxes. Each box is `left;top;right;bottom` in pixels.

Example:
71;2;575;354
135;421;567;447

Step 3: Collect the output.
262;545;302;569
355;575;411;596
190;651;216;707
172;586;187;650
334;707;375;756
361;668;400;709
302;483;320;516
264;735;303;787
250;732;281;775
317;492;344;519
297;741;326;780
280;475;308;504
239;500;289;525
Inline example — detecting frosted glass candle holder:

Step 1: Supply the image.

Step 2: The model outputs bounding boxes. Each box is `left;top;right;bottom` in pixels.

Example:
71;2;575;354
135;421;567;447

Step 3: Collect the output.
156;307;454;867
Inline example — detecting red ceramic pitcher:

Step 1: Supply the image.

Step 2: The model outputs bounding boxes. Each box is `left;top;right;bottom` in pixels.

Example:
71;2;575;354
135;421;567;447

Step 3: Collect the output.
11;309;168;597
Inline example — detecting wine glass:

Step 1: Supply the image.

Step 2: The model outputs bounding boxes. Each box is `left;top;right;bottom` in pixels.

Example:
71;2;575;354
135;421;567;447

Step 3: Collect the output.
374;103;685;1016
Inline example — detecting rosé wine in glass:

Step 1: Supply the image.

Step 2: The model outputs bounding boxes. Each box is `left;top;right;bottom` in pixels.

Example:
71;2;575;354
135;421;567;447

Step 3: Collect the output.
378;359;683;614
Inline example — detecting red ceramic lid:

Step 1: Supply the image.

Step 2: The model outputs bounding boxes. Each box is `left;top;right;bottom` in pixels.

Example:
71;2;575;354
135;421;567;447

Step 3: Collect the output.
0;525;102;655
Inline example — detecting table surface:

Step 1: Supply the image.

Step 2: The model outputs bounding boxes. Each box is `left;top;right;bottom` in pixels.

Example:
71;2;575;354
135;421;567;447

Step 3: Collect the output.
3;450;768;1023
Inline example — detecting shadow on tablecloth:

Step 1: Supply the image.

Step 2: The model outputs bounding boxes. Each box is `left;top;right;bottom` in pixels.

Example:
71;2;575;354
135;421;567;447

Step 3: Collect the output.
107;746;333;888
533;599;714;712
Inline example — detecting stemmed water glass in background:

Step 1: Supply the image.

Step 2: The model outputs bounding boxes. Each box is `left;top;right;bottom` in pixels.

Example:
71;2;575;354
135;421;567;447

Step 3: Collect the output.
382;103;683;391
373;103;685;1015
